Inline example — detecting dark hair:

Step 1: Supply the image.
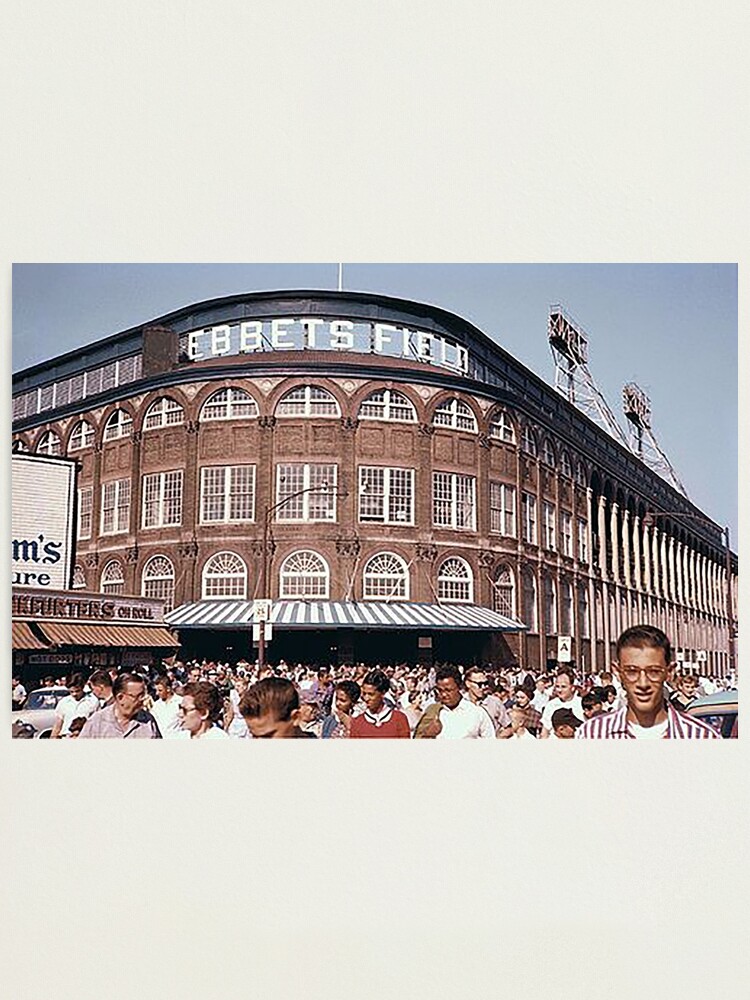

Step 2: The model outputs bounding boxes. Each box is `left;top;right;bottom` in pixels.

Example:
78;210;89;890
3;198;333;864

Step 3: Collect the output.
113;672;145;696
240;677;298;722
363;669;390;694
435;665;463;687
581;692;602;711
592;686;607;701
154;674;173;691
88;669;112;689
603;684;617;699
182;681;223;724
68;716;87;734
616;624;672;666
335;680;361;704
556;667;575;685
68;672;85;689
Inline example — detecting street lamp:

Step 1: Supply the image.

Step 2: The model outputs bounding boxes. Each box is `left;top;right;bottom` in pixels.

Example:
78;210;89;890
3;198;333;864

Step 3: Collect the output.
642;511;735;678
256;482;348;673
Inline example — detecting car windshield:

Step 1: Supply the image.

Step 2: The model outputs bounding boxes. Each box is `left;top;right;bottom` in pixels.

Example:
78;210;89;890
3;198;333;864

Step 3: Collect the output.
24;691;66;710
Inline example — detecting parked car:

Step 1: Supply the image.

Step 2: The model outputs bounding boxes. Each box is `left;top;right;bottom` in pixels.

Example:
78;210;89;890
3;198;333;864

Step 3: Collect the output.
685;690;738;739
11;687;69;738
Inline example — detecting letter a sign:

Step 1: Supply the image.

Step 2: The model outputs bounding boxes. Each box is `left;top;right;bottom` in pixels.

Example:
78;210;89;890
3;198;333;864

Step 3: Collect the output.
557;635;572;663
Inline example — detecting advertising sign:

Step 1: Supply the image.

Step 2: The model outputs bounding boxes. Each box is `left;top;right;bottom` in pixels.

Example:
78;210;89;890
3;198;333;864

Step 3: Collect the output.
557;635;572;662
12;455;76;590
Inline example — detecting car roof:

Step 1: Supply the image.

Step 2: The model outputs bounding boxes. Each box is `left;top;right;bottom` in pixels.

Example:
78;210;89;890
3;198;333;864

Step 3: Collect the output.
688;690;737;708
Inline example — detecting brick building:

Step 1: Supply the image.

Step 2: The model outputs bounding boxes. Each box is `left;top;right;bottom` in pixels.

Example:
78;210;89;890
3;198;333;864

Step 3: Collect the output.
11;289;737;674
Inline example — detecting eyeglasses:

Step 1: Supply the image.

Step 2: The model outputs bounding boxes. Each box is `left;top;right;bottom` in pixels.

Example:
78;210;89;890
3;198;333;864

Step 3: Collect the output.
470;680;490;687
620;668;668;684
178;705;199;714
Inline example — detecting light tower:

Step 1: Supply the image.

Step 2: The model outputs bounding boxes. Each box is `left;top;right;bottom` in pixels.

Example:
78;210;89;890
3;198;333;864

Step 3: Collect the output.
548;305;630;447
622;382;688;497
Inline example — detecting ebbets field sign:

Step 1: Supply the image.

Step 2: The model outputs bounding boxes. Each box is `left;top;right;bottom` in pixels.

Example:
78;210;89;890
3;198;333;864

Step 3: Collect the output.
12;454;76;589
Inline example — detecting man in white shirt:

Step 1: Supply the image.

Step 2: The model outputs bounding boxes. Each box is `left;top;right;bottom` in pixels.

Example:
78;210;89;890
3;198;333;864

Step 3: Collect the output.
149;675;183;738
50;672;99;738
464;667;512;737
531;677;551;713
539;668;584;738
417;666;495;739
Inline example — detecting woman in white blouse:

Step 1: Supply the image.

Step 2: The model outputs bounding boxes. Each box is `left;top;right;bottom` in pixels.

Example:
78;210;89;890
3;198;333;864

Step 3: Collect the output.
178;681;229;739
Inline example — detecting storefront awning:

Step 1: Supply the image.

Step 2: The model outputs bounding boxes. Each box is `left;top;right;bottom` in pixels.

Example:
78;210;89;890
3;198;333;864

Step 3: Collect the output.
167;600;527;632
12;621;51;650
37;622;178;648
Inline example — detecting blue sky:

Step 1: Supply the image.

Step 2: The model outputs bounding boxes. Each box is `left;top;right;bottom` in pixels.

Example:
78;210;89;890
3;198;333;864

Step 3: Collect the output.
12;263;737;542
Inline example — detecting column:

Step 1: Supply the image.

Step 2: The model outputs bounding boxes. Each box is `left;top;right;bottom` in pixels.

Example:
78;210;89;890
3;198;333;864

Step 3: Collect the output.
689;547;698;610
632;515;641;592
610;502;620;585
667;534;676;604
622;508;632;589
660;530;668;601
675;540;685;607
642;521;652;593
652;526;661;598
598;495;608;579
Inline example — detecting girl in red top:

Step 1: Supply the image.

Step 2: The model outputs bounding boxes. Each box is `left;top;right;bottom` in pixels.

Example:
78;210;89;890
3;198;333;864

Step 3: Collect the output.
350;670;411;739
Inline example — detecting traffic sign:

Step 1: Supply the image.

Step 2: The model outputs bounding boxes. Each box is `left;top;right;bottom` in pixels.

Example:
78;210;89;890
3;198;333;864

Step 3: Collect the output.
557;635;572;662
252;622;273;642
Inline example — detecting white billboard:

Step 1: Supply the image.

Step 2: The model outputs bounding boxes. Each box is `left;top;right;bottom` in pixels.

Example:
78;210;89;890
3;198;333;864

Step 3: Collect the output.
12;454;77;590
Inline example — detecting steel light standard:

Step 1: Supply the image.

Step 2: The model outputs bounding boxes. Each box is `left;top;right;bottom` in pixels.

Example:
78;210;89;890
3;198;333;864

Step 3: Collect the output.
256;482;348;673
643;511;735;677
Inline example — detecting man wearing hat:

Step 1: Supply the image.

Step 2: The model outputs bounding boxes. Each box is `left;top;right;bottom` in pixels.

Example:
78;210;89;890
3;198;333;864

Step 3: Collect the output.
551;707;582;739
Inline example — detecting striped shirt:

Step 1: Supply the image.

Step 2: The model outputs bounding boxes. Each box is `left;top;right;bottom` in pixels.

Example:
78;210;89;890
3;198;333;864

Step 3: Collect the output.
576;701;721;739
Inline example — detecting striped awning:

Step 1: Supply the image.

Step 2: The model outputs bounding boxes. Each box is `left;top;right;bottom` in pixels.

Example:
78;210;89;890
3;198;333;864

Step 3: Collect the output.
37;622;179;648
166;600;527;632
12;621;51;650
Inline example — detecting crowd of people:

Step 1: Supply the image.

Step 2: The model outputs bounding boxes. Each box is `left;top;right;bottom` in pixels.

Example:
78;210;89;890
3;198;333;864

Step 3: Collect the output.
12;625;733;739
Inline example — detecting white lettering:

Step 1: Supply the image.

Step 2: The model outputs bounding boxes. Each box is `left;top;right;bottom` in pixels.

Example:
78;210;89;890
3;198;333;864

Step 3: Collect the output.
239;321;263;353
188;330;204;361
302;318;323;349
416;331;432;359
374;324;398;353
456;345;469;373
330;320;353;349
211;325;232;356
271;319;295;349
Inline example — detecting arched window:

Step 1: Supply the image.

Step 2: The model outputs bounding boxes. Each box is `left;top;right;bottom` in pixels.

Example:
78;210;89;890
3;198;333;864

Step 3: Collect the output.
101;559;125;595
200;388;258;422
36;430;62;456
437;557;473;604
575;461;587;487
432;397;477;432
143;397;184;430
521;425;538;457
541;438;556;466
280;551;329;599
358;388;416;423
141;555;176;613
560;579;574;635
12;438;29;453
492;564;516;617
103;408;133;442
363;552;410;600
275;385;340;418
72;564;87;590
202;552;247;599
489;410;516;443
69;420;95;452
522;568;538;632
543;575;557;634
560;450;573;478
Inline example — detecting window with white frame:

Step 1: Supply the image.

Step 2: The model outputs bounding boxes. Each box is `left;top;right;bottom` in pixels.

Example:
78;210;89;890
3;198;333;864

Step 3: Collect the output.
275;385;340;418
202;551;247;599
363;552;410;600
561;511;573;557
433;473;476;530
100;479;131;535
141;555;176;613
543;575;557;634
489;410;516;443
578;584;590;638
142;470;183;528
144;397;185;430
543;502;556;550
489;482;516;536
577;518;588;562
359;388;416;423
492;564;516;617
72;564;87;590
437;557;474;603
521;492;537;544
103;408;133;441
522;568;538;632
541;438;556;466
359;467;414;524
521;426;538;457
200;466;256;523
280;550;329;598
432;397;477;432
276;464;337;521
560;579;574;635
200;387;258;421
78;486;93;540
560;450;573;478
69;420;95;452
101;559;125;595
36;430;61;456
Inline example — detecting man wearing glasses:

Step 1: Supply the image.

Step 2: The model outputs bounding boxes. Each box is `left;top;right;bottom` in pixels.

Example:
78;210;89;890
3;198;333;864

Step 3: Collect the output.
576;625;720;739
79;673;162;739
464;667;512;737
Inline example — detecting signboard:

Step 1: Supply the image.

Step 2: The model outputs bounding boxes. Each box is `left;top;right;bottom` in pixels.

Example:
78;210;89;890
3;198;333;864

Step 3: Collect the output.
253;599;272;623
12;588;164;624
179;317;470;375
696;650;708;663
252;622;273;642
557;635;572;663
12;455;76;590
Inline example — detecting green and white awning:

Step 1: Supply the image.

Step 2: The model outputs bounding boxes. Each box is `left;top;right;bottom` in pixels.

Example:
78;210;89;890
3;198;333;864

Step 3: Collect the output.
166;600;526;632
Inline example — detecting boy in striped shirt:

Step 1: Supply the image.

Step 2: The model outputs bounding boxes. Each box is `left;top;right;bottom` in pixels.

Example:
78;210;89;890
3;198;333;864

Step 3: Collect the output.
577;625;720;740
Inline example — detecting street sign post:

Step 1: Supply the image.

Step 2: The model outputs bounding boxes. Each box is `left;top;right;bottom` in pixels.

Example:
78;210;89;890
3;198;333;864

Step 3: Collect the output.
253;599;272;623
252;622;273;643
